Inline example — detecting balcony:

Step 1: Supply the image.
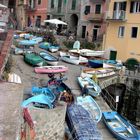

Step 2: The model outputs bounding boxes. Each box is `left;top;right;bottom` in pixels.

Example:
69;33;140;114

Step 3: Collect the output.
106;10;127;21
25;5;37;11
90;0;105;3
86;13;104;22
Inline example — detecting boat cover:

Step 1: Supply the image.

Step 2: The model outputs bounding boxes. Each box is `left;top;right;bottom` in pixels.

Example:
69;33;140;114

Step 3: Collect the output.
66;104;102;140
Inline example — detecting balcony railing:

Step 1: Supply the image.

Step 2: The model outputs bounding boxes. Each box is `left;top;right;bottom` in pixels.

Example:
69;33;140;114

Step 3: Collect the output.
90;0;105;3
106;10;126;21
86;13;104;22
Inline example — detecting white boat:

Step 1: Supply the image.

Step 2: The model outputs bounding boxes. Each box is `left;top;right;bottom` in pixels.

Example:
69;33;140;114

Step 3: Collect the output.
80;49;105;57
61;55;88;65
81;68;116;78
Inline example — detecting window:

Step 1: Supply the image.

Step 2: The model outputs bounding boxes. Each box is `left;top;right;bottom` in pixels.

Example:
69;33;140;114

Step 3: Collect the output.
130;1;140;13
118;26;125;38
131;27;138;38
71;0;76;10
38;0;41;5
84;6;90;15
95;4;101;14
82;26;86;38
51;0;54;8
35;16;41;27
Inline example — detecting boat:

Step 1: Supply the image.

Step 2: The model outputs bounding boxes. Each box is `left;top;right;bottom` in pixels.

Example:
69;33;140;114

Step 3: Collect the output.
31;86;56;102
19;39;38;46
48;81;74;104
88;59;117;68
14;47;33;55
61;55;88;65
21;94;53;108
77;96;102;123
69;40;80;54
82;68;116;78
39;42;50;50
8;73;22;84
48;45;60;53
32;37;43;43
66;104;102;140
34;65;68;74
39;51;58;66
24;52;46;66
59;51;69;57
102;111;140;140
77;77;101;97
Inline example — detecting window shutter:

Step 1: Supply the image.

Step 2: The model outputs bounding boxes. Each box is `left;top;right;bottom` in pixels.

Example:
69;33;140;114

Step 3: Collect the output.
113;2;117;11
130;1;134;13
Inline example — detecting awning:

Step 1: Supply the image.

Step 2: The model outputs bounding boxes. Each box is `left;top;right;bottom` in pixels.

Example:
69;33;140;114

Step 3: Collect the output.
44;19;67;25
0;4;7;8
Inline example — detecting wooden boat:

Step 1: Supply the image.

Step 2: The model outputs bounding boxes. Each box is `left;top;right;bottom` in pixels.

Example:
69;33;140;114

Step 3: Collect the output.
48;45;60;53
80;49;105;57
19;39;38;46
39;42;50;50
48;81;74;104
24;52;46;66
66;104;102;140
102;111;140;140
14;47;33;55
82;68;116;78
61;55;88;65
77;77;101;97
39;51;58;66
88;59;117;68
8;73;22;84
21;94;54;108
34;65;68;74
69;40;80;54
77;96;102;123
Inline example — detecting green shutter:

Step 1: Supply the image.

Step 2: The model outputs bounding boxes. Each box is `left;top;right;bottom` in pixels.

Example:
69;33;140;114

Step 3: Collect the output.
64;0;67;4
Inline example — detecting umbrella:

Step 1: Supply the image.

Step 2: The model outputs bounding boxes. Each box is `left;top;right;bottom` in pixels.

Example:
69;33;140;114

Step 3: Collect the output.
0;28;5;32
0;4;7;8
44;19;67;25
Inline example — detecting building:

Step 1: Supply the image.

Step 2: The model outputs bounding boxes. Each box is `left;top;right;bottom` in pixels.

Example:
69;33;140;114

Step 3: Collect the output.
15;0;48;30
78;0;108;44
25;0;48;28
103;0;140;62
47;0;81;35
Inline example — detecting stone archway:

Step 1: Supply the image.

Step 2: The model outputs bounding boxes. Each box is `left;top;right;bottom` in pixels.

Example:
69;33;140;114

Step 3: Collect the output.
69;14;78;34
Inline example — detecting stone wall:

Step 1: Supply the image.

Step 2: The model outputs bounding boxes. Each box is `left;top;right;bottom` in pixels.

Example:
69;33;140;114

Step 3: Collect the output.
25;101;67;140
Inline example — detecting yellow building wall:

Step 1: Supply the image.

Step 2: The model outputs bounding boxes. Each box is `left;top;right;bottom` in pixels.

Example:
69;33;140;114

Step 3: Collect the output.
104;0;140;62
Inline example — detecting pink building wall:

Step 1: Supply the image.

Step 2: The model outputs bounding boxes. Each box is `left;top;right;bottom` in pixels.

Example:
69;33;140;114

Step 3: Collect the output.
80;0;107;42
26;0;48;27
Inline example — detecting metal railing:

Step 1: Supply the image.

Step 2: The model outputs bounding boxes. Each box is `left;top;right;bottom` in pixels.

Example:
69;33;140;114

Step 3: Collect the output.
106;10;126;20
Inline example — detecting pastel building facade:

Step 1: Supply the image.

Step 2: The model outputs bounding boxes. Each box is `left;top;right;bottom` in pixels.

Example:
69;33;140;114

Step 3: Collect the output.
78;0;108;43
103;0;140;61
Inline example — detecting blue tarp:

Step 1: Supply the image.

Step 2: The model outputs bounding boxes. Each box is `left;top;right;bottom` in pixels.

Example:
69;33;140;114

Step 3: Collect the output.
66;104;102;140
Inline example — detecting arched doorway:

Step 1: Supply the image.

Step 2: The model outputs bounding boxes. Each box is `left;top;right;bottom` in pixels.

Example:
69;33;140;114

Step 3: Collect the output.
70;14;78;34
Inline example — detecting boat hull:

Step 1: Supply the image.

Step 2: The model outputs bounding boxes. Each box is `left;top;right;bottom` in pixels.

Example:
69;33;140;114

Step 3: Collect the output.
34;65;68;74
77;96;102;123
102;111;139;140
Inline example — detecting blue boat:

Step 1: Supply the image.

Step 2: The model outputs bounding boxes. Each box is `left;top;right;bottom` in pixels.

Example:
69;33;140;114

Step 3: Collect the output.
66;104;102;140
48;81;74;104
32;37;43;43
88;59;117;68
32;86;56;102
19;39;38;46
102;111;140;140
48;45;60;53
39;42;50;50
77;76;101;97
22;94;53;108
39;51;58;65
77;96;102;123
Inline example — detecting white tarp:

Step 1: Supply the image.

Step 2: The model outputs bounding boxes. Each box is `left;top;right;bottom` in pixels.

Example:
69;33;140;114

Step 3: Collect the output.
44;19;67;25
0;4;7;8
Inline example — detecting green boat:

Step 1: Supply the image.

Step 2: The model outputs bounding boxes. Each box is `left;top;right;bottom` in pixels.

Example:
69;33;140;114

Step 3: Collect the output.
24;52;46;66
